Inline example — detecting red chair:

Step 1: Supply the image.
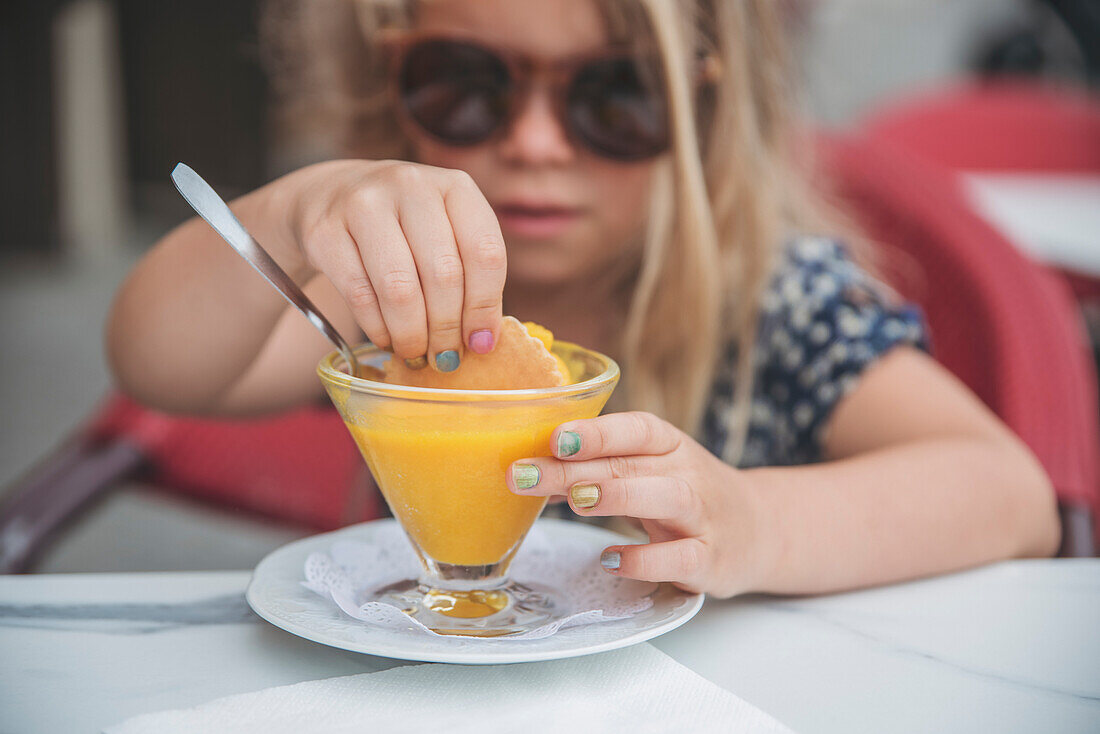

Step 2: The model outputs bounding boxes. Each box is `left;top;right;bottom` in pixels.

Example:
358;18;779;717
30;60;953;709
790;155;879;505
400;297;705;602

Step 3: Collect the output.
819;132;1100;555
0;395;383;573
861;81;1100;174
860;81;1100;303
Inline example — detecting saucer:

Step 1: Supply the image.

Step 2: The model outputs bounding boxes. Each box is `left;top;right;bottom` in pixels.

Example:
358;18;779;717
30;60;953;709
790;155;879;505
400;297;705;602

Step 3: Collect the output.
246;518;704;664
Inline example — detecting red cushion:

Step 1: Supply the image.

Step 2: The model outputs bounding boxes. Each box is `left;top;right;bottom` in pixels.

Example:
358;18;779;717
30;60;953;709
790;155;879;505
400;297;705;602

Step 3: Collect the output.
87;394;381;530
862;80;1100;174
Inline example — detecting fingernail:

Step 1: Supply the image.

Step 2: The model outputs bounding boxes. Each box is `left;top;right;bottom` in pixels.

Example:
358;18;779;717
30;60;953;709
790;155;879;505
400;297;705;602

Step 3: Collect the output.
435;350;460;373
570;483;600;510
512;464;540;490
404;356;428;370
557;430;581;457
600;550;621;571
468;329;495;355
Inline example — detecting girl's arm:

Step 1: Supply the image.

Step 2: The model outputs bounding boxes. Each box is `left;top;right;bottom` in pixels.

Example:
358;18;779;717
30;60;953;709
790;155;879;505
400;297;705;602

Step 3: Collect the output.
107;180;353;415
746;347;1060;594
506;347;1061;597
107;160;508;415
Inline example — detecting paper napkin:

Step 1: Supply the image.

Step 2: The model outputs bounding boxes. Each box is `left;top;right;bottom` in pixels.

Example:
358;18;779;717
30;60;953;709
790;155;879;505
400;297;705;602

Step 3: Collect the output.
104;643;793;734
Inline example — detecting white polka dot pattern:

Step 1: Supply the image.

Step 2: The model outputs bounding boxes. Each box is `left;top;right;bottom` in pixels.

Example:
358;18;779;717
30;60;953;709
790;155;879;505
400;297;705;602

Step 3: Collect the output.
703;237;929;467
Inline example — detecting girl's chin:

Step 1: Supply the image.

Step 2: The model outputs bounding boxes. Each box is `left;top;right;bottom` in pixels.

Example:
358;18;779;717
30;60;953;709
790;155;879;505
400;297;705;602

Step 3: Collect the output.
506;246;637;291
506;262;579;288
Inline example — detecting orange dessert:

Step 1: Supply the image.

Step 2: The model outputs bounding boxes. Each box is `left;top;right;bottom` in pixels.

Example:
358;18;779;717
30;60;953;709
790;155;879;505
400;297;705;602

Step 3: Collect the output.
341;319;608;566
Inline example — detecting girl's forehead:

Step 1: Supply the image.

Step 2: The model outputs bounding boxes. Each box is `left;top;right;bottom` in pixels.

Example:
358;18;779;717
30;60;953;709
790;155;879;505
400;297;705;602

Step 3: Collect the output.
413;0;610;58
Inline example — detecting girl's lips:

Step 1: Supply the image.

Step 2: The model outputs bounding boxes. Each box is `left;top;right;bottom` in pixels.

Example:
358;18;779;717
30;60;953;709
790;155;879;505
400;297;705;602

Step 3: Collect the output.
494;203;582;239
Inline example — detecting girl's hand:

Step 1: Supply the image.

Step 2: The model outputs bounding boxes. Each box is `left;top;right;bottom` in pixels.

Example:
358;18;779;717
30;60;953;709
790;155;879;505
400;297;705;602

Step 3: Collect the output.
274;159;508;368
508;412;770;598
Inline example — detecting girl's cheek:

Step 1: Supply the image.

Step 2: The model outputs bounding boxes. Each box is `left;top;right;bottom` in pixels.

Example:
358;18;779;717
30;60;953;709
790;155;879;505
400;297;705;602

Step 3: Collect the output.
592;165;655;243
597;157;654;209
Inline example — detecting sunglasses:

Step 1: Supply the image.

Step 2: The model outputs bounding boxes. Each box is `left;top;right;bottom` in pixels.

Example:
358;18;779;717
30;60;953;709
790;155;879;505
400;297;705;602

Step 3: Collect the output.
385;36;676;162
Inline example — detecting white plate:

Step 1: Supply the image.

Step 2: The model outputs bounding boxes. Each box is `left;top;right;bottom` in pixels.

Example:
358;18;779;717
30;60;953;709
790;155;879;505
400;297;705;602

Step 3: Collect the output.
246;518;704;664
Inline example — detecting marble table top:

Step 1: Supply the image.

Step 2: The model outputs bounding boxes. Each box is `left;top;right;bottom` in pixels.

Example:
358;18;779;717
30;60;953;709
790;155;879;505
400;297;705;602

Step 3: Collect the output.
1;560;1098;733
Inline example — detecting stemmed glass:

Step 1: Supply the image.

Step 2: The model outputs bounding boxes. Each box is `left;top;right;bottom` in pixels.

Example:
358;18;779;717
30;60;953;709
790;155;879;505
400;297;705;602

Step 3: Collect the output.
317;341;618;637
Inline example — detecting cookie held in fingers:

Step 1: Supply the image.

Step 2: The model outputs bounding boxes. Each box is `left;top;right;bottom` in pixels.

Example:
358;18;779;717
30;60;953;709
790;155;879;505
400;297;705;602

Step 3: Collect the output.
383;316;570;389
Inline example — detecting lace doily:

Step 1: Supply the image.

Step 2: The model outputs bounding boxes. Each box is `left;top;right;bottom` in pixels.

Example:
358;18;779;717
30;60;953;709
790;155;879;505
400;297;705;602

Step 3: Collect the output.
302;523;656;640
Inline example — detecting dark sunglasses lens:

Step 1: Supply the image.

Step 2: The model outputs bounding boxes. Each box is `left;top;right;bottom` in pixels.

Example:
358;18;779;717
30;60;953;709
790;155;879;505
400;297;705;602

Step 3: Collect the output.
567;58;668;160
399;41;510;145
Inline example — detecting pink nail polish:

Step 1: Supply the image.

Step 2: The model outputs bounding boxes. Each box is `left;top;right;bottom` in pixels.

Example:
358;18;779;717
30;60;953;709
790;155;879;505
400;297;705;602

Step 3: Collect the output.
468;329;495;355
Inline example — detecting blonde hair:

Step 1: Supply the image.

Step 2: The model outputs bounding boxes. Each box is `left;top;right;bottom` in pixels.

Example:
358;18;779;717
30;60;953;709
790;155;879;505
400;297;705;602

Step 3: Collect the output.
263;0;846;458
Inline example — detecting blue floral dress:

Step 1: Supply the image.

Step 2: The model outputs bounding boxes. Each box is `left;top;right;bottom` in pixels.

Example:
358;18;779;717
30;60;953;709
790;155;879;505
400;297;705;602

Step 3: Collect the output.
702;236;929;467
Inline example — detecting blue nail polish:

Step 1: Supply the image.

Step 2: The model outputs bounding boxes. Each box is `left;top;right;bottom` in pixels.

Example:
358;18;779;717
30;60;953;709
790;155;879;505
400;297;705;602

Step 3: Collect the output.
435;350;460;373
557;430;581;457
601;550;621;570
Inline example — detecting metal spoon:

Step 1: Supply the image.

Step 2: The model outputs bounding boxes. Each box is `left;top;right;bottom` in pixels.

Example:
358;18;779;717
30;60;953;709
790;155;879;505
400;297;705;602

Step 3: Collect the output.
170;162;381;380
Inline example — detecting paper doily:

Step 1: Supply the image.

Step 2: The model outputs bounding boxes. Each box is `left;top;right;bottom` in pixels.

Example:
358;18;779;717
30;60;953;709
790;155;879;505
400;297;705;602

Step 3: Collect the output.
302;523;657;640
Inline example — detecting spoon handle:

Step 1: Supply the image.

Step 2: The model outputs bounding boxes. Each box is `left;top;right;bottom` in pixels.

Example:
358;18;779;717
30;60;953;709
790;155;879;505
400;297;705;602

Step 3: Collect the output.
170;162;366;378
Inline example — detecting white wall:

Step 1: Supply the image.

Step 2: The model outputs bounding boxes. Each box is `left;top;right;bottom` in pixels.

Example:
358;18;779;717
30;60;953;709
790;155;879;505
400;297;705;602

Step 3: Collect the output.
801;0;1033;125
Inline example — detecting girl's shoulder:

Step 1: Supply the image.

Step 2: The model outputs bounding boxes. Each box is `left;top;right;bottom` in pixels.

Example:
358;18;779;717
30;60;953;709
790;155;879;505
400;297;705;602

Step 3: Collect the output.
757;235;926;351
704;235;929;467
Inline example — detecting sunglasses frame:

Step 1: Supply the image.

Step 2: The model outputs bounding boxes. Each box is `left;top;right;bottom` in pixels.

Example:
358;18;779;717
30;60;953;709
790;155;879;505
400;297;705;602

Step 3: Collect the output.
379;31;687;162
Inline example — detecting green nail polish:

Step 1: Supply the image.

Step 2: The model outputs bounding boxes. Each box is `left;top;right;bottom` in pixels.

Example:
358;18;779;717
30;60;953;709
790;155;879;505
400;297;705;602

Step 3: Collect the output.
404;356;427;370
512;464;540;490
557;430;581;457
435;350;460;372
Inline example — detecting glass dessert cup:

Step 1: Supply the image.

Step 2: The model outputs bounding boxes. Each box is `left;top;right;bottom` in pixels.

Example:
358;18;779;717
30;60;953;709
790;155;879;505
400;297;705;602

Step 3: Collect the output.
317;342;619;637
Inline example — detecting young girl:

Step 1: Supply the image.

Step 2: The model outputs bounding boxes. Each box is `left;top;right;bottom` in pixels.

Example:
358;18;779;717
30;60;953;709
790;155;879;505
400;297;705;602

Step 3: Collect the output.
107;0;1060;597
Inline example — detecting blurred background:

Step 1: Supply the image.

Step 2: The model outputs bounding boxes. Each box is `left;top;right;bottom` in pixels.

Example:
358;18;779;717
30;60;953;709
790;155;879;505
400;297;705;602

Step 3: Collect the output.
2;0;1098;572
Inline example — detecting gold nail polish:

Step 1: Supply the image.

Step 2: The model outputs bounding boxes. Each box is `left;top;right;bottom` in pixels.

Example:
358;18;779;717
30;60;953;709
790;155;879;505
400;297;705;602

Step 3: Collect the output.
404;355;428;370
570;483;600;510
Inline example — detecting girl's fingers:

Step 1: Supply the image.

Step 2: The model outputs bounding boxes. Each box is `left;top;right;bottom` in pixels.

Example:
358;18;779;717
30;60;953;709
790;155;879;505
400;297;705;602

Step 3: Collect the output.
396;189;466;372
552;412;681;461
509;454;663;496
602;538;708;588
509;456;704;524
564;476;697;521
442;172;506;354
346;205;428;360
302;223;392;348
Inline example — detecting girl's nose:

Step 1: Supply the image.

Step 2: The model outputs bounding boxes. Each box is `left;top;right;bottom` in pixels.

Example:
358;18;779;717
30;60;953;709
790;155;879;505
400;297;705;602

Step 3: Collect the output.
498;86;575;166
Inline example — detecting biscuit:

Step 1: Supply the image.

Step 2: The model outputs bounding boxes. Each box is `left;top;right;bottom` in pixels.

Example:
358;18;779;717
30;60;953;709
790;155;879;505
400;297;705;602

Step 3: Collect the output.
382;316;570;389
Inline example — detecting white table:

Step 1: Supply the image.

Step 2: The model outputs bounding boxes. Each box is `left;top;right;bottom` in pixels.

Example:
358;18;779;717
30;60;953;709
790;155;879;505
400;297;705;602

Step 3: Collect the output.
963;173;1100;278
1;561;1098;733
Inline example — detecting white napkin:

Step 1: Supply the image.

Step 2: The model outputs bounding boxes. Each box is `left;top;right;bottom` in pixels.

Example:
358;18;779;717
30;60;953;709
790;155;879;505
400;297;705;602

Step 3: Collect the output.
104;643;793;734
